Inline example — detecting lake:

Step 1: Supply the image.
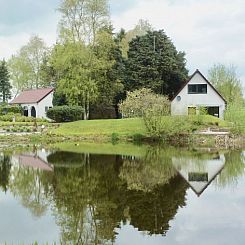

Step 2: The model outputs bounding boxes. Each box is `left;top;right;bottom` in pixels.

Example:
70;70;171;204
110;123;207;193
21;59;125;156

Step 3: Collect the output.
0;143;244;245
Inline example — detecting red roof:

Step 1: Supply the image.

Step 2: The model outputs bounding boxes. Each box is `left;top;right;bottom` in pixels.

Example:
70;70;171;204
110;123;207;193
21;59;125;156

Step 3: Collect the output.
17;154;53;171
10;88;54;104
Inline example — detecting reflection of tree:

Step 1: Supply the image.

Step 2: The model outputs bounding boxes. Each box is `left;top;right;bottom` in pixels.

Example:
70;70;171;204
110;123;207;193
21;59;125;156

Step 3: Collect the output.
119;148;177;192
50;155;125;245
127;175;188;235
9;166;52;217
0;154;11;192
48;150;188;242
215;151;245;187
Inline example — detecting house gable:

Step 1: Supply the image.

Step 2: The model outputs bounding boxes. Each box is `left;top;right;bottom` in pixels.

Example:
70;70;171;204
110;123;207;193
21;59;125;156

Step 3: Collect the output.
171;70;226;118
171;70;226;104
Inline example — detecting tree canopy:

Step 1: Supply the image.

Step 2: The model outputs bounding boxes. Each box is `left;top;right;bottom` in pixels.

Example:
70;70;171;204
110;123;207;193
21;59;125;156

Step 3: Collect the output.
125;30;188;97
208;64;244;105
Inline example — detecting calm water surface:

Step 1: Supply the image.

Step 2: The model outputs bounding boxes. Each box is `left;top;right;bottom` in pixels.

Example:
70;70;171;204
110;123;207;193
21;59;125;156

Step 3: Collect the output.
0;144;244;244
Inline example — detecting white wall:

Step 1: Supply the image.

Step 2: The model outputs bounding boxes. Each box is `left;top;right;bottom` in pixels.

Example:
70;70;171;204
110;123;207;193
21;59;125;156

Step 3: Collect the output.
20;92;53;119
36;92;53;119
172;154;225;195
171;72;226;119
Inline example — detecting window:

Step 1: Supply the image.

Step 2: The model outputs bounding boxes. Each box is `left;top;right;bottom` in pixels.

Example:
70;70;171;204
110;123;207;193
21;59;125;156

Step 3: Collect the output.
188;84;207;94
188;172;208;182
45;106;49;112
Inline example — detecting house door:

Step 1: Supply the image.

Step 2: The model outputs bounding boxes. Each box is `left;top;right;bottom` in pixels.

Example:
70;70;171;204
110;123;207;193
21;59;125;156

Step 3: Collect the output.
23;106;28;117
207;107;219;118
31;106;36;118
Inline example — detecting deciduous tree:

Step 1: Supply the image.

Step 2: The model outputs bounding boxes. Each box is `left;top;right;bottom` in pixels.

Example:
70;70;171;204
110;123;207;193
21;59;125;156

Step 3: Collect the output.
208;64;244;105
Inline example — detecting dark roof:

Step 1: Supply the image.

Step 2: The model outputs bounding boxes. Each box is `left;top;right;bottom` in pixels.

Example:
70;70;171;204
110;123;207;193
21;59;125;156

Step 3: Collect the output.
171;69;227;103
10;88;54;104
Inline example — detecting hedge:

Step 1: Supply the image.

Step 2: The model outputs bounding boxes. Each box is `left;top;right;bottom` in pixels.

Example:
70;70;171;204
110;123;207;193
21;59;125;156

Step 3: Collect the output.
0;105;22;115
47;106;84;122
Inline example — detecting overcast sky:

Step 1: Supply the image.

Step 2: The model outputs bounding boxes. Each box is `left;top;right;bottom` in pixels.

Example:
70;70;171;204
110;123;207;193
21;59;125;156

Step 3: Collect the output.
0;0;245;83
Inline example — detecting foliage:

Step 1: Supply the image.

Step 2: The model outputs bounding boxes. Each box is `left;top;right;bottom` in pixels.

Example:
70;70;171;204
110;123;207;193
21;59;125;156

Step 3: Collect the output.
51;42;99;120
0;60;12;102
47;106;84;122
8;35;49;94
143;114;195;140
58;0;110;44
118;19;153;58
0;104;22;115
225;103;245;134
119;88;170;118
0;113;46;123
125;30;188;97
208;64;244;105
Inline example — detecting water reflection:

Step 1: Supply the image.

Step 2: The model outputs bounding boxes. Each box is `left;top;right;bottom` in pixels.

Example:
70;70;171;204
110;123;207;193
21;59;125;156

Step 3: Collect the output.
0;145;244;244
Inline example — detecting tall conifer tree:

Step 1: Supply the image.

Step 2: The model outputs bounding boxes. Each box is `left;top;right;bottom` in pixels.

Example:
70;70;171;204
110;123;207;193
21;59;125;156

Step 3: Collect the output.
0;60;12;102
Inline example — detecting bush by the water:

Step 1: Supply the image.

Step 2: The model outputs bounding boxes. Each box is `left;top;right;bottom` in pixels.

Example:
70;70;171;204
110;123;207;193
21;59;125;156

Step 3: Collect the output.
47;106;84;122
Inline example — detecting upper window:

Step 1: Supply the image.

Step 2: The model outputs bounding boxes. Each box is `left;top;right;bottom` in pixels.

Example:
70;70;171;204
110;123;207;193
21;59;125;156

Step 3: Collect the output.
188;84;207;94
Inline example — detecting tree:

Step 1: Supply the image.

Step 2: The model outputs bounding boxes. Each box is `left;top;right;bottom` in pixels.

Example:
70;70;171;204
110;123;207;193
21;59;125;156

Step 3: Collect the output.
8;35;49;92
119;19;153;58
58;0;110;44
52;42;98;120
0;60;12;102
208;64;244;105
125;30;188;97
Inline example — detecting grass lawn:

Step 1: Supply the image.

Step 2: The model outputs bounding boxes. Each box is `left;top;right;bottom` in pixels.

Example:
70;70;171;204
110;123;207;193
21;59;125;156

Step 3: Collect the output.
54;118;147;137
53;115;229;139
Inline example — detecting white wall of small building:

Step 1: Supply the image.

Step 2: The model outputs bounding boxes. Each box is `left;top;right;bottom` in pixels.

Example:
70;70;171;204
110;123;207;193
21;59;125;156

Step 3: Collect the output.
171;72;226;119
36;92;53;119
20;92;53;119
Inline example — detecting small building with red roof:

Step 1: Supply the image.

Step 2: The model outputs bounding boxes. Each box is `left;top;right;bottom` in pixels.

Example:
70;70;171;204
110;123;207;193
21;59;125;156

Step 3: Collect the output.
10;88;54;119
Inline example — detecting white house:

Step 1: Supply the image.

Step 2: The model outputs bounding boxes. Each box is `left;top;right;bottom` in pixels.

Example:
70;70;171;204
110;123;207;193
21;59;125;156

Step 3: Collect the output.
10;88;54;119
171;69;226;119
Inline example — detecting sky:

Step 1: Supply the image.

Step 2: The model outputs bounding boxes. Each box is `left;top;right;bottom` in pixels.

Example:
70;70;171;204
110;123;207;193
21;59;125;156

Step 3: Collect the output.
0;0;245;84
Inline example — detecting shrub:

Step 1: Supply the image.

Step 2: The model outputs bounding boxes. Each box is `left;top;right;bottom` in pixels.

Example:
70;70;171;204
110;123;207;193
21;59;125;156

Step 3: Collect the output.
47;106;84;122
119;88;170;118
143;102;196;140
111;133;119;144
0;104;22;115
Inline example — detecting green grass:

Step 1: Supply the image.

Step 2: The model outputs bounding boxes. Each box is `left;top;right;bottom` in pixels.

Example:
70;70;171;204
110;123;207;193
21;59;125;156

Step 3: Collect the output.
54;118;147;137
54;115;228;139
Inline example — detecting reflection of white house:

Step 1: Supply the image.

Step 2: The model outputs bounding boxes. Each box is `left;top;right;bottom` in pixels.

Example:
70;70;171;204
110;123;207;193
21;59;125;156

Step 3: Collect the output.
171;70;226;119
10;88;54;119
172;154;225;196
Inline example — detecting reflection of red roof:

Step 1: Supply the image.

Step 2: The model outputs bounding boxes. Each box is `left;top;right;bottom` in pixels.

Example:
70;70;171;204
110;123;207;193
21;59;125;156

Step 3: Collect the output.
10;88;53;104
17;155;53;171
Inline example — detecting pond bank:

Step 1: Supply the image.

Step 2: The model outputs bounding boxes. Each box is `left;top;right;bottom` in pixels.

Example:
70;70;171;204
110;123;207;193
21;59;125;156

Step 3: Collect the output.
0;130;245;151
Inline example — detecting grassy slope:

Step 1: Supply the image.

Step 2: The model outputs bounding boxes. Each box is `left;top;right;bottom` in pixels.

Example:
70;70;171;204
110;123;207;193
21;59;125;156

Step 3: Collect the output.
54;115;228;138
54;118;147;137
